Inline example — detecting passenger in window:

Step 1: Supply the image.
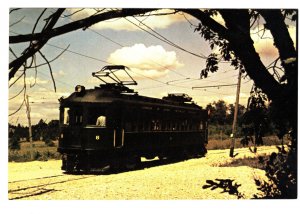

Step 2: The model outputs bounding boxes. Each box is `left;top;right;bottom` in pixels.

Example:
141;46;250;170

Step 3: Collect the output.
96;116;106;127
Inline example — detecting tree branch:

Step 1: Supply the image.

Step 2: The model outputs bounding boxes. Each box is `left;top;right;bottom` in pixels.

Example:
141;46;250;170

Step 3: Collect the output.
258;9;297;86
9;8;65;80
259;9;296;60
38;50;56;92
181;9;230;41
183;9;283;101
10;8;155;44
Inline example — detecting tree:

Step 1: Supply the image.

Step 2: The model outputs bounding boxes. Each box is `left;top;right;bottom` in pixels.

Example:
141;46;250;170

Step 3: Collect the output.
46;120;59;140
182;9;297;150
227;104;246;125
9;134;20;150
206;100;227;125
9;8;297;198
181;10;297;198
32;119;47;141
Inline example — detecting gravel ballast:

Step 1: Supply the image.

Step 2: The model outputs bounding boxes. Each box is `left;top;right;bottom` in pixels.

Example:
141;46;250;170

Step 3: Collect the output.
8;146;279;200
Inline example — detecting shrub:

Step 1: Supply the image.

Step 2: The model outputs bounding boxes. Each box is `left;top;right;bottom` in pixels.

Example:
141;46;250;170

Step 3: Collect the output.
9;136;20;150
44;138;55;147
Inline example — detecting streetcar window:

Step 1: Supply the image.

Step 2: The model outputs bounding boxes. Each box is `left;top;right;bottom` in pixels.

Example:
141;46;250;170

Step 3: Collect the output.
162;120;166;131
151;120;155;131
138;121;144;131
167;120;172;131
125;122;131;131
157;120;161;131
180;122;184;131
74;108;83;125
144;121;150;131
75;115;83;124
151;120;161;131
87;107;107;126
63;108;70;125
132;122;137;132
172;121;177;131
96;116;106;127
199;121;203;130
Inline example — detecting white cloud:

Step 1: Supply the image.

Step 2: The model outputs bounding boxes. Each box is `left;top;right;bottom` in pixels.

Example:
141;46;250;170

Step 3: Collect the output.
8;88;69;125
68;9;194;31
251;25;296;58
222;93;249;104
107;43;183;79
9;76;49;87
53;70;66;77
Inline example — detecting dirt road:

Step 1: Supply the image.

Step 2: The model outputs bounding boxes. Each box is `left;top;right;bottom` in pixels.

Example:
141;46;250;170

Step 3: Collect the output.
8;146;279;200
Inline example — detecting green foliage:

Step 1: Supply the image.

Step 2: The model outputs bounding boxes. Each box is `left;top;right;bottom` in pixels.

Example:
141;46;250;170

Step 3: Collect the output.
9;124;28;141
201;53;219;78
32;119;48;141
9;135;20;150
193;9;296;199
45;138;55;147
34;151;42;160
206;100;246;126
240;87;279;148
9;119;59;144
254;146;297;199
8;142;61;162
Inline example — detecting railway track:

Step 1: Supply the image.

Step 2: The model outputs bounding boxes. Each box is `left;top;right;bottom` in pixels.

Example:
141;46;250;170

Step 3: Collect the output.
8;174;96;200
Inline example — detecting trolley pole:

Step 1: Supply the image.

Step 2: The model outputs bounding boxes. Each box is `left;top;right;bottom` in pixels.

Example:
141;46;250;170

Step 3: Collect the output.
229;70;242;157
25;95;34;160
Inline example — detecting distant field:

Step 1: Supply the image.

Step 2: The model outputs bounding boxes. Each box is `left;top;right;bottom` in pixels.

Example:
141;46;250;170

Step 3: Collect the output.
206;135;288;150
8;135;288;162
8;140;61;162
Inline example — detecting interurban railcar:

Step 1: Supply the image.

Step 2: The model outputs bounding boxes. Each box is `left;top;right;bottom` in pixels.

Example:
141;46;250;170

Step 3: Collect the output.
57;66;208;172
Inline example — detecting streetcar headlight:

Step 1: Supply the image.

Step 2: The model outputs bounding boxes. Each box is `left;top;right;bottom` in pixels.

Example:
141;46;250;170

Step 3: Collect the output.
75;85;85;93
75;85;86;95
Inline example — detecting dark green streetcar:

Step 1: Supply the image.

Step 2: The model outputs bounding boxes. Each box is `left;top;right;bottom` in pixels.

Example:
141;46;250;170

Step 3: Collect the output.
58;66;208;173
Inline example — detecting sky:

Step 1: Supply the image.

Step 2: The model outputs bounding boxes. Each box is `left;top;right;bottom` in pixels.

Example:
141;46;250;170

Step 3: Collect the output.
8;7;296;126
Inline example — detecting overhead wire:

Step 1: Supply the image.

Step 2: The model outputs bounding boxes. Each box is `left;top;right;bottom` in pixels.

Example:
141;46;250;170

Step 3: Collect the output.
125;16;208;60
10;13;237;88
9;11;244;97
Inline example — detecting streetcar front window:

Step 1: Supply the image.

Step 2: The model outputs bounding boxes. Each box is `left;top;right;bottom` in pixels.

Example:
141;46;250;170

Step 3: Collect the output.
96;115;106;127
63;107;70;125
87;106;108;127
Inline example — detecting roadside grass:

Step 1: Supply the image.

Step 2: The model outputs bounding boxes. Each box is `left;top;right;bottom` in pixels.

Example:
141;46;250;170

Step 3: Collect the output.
8;140;61;162
208;135;289;169
8;136;287;162
213;155;267;169
207;135;288;150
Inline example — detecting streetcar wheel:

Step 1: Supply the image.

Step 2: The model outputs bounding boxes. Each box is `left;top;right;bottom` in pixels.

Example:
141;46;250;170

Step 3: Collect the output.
124;156;141;170
66;160;75;173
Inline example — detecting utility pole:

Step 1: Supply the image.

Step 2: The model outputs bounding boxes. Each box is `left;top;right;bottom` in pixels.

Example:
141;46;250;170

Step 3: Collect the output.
229;70;242;157
25;95;33;160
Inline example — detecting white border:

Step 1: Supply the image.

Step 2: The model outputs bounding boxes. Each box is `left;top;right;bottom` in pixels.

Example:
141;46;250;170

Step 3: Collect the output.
2;1;300;214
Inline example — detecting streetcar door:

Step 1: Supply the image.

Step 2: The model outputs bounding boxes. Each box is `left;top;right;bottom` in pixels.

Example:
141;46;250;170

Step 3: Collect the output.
114;128;124;148
110;102;124;148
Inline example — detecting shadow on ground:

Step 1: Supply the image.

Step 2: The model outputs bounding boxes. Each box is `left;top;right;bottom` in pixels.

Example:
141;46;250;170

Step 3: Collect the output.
64;155;206;175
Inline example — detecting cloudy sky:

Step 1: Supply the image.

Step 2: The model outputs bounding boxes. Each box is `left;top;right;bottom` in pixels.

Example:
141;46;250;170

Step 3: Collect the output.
8;7;296;126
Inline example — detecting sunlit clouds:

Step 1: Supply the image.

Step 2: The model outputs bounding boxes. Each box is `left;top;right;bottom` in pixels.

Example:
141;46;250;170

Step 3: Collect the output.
9;85;70;125
107;43;184;79
9;76;49;87
251;25;296;58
